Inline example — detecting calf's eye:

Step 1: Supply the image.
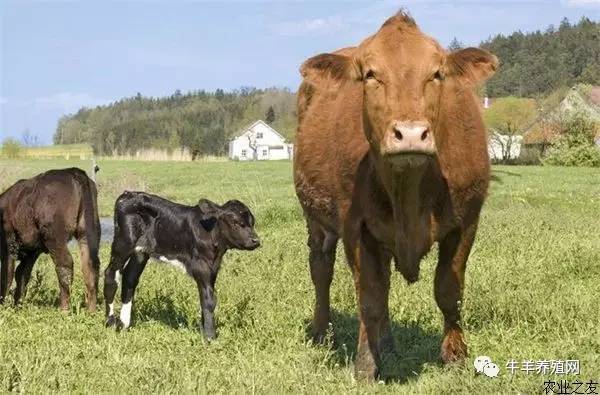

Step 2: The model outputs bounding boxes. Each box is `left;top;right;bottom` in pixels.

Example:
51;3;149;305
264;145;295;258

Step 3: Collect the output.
365;70;376;80
433;70;444;81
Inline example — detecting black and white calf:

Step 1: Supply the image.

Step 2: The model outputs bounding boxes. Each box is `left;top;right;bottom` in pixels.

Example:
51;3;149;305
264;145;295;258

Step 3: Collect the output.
103;191;260;339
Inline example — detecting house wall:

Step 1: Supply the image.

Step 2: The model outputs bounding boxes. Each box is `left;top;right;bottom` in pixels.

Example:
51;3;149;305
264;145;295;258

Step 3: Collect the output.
488;134;523;160
228;121;292;160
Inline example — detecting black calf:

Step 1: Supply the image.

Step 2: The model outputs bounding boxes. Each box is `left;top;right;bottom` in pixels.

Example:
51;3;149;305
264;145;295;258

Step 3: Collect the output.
104;191;259;339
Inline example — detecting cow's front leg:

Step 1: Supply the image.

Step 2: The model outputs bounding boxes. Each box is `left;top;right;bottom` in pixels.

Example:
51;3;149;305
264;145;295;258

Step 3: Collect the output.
435;223;478;364
348;225;392;381
194;270;217;341
117;252;148;330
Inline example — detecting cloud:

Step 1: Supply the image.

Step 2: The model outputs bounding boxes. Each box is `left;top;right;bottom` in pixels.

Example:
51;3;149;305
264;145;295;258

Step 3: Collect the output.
273;15;346;36
34;92;110;114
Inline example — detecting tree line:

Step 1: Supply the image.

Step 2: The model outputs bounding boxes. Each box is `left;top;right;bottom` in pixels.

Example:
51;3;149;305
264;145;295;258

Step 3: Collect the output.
54;87;296;157
481;17;599;98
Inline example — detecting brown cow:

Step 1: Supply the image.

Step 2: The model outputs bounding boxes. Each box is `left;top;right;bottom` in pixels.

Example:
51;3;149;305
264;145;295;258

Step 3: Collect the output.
294;12;497;380
0;168;101;311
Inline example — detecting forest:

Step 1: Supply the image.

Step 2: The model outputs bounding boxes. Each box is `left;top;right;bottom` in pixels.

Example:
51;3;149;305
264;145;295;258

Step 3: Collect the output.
53;17;599;157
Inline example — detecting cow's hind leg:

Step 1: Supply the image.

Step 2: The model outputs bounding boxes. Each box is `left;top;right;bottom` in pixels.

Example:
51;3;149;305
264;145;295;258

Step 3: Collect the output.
306;219;338;343
1;256;15;303
13;251;40;305
116;252;148;330
78;237;101;312
435;222;479;365
46;239;75;311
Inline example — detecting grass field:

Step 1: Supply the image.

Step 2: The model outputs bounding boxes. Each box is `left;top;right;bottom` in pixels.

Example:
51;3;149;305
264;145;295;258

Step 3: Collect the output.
1;159;599;393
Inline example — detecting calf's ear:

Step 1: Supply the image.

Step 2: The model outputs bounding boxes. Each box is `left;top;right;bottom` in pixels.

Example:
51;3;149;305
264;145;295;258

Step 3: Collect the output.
446;47;498;85
300;53;360;87
198;198;219;213
200;216;218;232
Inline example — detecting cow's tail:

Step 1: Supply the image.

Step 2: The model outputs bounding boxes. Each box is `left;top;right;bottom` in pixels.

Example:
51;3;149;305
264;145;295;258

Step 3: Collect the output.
0;209;8;303
77;172;101;258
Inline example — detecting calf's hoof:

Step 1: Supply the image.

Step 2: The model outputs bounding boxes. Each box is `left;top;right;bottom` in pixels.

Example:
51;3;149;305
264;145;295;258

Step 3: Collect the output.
440;328;467;364
115;318;127;332
105;315;117;327
310;321;335;345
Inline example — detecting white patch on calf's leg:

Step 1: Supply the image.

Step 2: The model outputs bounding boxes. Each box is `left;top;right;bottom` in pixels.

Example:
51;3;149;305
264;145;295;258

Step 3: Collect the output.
158;256;187;273
115;270;121;285
120;301;132;328
109;302;115;316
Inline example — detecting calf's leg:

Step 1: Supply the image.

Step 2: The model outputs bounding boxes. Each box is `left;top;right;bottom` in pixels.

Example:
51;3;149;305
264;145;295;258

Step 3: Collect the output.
347;226;392;381
13;251;40;305
193;270;218;340
117;252;148;330
434;223;478;364
78;237;100;312
47;242;75;311
306;219;338;343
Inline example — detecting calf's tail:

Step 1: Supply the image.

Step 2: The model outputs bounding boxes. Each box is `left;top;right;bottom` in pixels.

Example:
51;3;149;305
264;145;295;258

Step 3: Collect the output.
0;209;8;303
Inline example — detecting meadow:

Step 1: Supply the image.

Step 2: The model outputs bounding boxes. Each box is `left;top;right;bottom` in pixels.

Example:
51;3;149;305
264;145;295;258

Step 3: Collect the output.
0;158;599;393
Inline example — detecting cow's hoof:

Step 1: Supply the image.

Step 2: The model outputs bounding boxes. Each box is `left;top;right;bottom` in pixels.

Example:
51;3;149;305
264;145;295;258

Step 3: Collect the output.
355;351;379;382
203;332;217;342
441;329;467;364
105;315;117;327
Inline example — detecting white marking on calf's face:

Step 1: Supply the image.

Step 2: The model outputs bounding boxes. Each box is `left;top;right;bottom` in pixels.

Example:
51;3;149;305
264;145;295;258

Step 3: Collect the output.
158;256;187;272
120;301;132;328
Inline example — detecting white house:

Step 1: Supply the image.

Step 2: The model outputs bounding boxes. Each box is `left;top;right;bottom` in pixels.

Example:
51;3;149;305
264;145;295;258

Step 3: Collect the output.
228;120;293;161
488;132;523;161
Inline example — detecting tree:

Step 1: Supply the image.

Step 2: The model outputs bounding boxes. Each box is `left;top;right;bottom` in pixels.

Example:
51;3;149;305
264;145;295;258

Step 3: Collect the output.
448;37;463;51
265;106;276;124
484;97;539;163
1;138;23;158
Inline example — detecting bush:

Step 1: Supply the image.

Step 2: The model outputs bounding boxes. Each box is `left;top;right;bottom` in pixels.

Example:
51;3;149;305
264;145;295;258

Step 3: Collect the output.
543;113;600;167
1;138;22;159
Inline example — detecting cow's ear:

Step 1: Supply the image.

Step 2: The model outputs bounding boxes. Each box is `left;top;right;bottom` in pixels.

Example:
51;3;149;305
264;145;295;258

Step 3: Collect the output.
446;48;498;85
199;216;218;232
300;53;360;86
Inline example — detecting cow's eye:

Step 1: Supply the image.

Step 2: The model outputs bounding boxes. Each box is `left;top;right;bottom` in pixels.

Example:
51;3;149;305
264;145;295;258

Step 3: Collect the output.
365;70;376;81
433;70;444;81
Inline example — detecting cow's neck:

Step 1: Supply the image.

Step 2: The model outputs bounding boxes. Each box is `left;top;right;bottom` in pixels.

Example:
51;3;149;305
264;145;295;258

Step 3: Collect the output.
372;153;432;282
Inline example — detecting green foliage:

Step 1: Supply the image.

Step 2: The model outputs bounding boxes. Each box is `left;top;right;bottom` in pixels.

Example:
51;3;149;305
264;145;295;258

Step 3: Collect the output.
543;113;600;167
1;138;22;158
54;87;297;157
482;17;600;97
0;160;599;392
265;105;276;124
484;97;539;134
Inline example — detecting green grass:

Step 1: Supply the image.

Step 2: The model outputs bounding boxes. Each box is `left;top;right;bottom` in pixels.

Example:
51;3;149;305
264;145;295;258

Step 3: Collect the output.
1;159;599;393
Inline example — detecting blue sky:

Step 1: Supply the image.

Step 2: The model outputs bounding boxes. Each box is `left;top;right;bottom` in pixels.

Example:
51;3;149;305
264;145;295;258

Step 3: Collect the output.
1;0;599;144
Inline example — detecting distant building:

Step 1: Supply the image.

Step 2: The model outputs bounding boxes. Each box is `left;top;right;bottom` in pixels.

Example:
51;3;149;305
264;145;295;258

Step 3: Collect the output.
488;132;522;161
228;120;293;161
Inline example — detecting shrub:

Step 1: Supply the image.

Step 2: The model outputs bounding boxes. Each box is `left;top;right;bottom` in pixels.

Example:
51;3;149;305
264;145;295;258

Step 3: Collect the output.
543;113;600;167
1;138;22;159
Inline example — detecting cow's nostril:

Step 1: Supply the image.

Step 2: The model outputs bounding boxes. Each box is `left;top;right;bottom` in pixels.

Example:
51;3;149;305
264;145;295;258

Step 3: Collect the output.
421;129;429;141
394;129;403;141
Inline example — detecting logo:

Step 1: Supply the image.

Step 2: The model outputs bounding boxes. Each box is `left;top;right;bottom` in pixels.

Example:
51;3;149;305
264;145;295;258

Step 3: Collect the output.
474;356;500;378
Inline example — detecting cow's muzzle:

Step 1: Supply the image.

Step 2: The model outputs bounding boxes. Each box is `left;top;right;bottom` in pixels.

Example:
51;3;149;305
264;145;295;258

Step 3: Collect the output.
381;121;436;162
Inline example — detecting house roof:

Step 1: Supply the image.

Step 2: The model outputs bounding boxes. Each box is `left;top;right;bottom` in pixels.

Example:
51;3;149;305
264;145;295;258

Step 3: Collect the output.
231;120;287;142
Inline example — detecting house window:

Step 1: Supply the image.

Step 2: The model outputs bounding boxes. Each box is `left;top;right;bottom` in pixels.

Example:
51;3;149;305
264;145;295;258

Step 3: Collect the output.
256;132;263;139
241;149;247;157
262;149;268;156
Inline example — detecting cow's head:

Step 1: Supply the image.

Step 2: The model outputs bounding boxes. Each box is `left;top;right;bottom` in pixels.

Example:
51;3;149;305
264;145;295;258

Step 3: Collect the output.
198;199;260;251
300;12;497;169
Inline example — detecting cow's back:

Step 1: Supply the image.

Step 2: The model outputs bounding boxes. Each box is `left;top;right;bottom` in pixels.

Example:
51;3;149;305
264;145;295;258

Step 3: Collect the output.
294;66;368;233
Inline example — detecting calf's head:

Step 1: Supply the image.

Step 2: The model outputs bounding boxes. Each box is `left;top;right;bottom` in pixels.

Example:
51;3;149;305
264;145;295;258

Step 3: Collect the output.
301;12;498;169
199;199;260;250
